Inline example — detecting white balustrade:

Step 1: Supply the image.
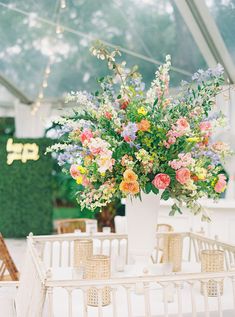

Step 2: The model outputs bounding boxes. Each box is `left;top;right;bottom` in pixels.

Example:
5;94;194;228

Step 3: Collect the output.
24;232;235;316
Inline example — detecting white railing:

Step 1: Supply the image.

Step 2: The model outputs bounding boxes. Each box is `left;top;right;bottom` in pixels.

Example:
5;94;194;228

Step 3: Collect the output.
189;232;235;269
28;232;235;317
32;233;128;268
44;272;235;317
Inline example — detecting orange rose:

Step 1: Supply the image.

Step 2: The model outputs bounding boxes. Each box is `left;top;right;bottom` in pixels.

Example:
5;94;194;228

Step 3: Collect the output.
123;169;138;182
138;119;150;132
119;180;140;194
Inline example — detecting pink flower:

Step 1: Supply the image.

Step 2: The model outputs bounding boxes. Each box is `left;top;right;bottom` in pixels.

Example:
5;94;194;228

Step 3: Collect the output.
96;150;115;173
176;118;190;131
70;165;80;179
176;168;191;185
88;138;109;155
168;136;176;145
105;112;112;119
199;121;212;132
163;140;170;149
80;129;93;144
124;135;131;143
82;176;90;187
152;173;171;190
214;174;227;193
169;160;182;170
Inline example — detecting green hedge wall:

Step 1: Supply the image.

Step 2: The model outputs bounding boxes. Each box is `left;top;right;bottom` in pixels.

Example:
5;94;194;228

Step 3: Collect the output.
0;137;53;237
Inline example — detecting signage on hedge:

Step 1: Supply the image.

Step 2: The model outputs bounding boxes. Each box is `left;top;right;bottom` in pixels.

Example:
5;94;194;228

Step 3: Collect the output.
6;138;40;165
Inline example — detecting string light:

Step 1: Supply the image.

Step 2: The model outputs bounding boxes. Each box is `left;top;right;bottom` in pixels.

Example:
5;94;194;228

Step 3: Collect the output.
45;65;51;75
60;0;66;9
31;0;67;115
42;79;47;88
38;91;44;99
56;24;62;34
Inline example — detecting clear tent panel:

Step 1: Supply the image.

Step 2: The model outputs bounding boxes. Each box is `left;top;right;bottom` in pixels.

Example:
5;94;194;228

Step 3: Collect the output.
0;0;207;101
205;0;235;64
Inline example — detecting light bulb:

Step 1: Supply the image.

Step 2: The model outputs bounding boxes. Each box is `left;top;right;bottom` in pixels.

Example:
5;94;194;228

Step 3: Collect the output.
43;80;48;88
56;24;62;34
61;0;66;9
39;92;44;99
45;66;51;75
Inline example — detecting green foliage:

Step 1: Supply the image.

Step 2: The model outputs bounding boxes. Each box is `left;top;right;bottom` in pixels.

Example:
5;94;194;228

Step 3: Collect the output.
53;207;96;220
0;137;53;237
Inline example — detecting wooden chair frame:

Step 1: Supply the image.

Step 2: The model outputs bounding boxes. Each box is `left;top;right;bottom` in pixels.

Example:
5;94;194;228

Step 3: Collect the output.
0;233;19;281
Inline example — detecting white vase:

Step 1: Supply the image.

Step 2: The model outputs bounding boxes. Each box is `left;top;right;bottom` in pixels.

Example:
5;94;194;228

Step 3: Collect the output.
125;192;160;263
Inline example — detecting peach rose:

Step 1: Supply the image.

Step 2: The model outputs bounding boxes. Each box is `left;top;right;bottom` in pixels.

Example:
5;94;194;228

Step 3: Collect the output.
176;168;191;185
152;173;171;190
199;121;212;132
214;174;227;193
123;169;138;182
138;119;150;131
176;118;190;131
70;165;80;179
80;129;93;143
119;180;140;195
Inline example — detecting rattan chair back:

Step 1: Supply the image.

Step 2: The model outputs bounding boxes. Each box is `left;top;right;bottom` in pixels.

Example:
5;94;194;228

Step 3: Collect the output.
57;218;87;234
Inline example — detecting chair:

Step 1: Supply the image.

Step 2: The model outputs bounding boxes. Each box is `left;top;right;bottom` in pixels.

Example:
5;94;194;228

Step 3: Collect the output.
0;233;19;281
57;218;86;234
153;224;174;263
157;224;174;233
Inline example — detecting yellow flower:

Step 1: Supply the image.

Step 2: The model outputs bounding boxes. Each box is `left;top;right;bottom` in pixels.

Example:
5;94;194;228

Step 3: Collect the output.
76;176;83;184
100;172;106;176
84;155;93;167
187;137;201;143
137;107;147;115
196;167;207;180
77;166;87;174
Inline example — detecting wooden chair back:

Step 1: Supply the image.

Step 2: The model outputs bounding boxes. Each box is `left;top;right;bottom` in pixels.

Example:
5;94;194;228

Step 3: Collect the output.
0;233;19;281
57;218;86;234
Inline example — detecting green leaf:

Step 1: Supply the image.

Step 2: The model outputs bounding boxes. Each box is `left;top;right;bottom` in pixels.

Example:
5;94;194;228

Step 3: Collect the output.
153;98;158;106
161;190;170;200
169;208;176;216
151;184;159;195
169;203;182;216
145;182;152;194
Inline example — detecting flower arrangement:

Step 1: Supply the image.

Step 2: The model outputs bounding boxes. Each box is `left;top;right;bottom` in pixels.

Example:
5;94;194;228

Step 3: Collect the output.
48;43;232;219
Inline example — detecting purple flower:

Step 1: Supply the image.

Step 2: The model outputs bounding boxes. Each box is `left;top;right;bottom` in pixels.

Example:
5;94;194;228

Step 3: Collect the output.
192;64;224;83
121;122;138;141
56;125;73;138
192;148;220;165
56;144;83;166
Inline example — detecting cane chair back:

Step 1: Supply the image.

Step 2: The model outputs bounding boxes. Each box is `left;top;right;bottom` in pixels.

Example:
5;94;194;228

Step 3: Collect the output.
0;233;19;281
57;218;86;234
156;224;174;263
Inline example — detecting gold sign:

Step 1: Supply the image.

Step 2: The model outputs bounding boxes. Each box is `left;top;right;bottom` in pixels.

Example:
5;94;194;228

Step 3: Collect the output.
6;138;40;165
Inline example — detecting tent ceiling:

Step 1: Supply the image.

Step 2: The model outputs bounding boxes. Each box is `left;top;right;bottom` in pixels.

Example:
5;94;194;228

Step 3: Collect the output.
0;0;234;106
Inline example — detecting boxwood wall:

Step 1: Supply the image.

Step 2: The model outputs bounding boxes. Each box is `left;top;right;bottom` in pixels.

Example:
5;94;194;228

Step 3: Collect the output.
0;137;53;237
